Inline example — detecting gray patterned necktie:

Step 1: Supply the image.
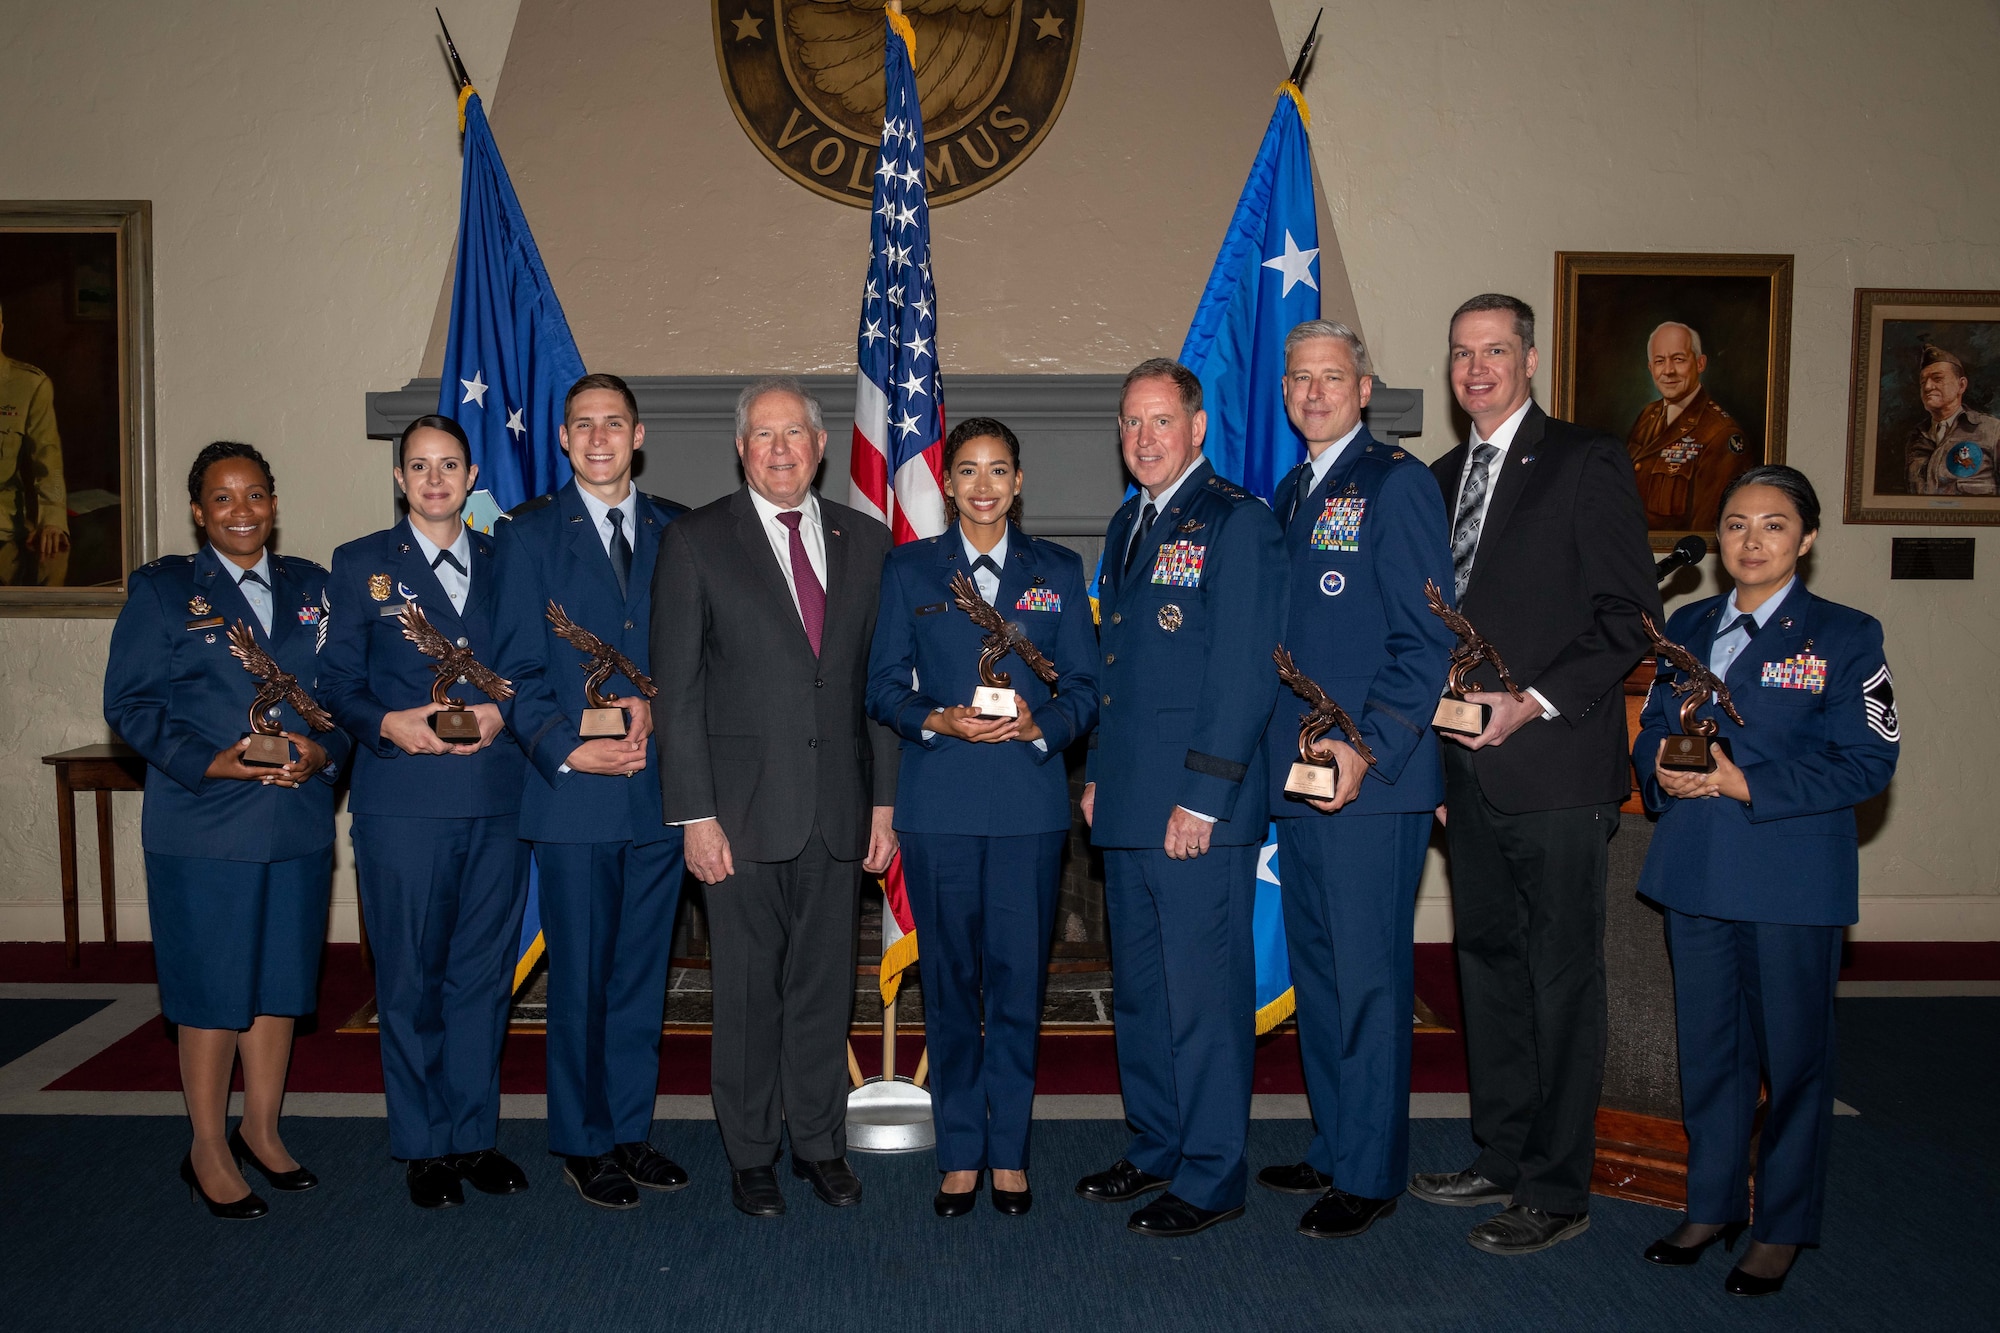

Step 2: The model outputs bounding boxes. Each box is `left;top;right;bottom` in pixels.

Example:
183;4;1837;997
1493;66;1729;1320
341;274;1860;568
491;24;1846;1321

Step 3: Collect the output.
1450;442;1500;598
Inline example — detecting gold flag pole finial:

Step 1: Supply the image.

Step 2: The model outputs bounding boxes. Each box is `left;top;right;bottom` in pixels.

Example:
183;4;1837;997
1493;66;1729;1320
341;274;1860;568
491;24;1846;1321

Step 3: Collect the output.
437;9;477;129
1276;7;1323;126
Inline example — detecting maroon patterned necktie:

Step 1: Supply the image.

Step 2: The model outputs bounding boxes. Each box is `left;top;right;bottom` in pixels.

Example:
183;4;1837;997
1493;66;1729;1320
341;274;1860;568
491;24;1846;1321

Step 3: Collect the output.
777;510;825;656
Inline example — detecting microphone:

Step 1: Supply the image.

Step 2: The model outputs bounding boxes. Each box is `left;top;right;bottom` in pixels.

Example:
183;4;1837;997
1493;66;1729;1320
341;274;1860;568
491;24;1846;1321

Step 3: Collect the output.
1654;535;1708;582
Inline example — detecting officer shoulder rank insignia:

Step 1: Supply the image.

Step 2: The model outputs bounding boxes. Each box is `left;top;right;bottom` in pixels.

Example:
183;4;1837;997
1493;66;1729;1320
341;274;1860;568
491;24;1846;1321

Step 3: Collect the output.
1760;653;1828;693
1015;587;1062;613
1157;604;1183;632
187;595;211;617
1311;497;1365;552
1863;664;1899;742
367;573;391;602
1150;541;1206;588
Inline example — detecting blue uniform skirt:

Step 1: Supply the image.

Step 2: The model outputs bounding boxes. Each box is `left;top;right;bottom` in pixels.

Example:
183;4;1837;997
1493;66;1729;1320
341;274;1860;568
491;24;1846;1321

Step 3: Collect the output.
144;849;333;1029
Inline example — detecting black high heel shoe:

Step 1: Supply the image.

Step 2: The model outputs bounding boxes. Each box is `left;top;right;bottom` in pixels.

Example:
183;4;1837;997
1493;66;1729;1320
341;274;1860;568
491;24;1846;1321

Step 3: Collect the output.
934;1171;983;1219
992;1175;1032;1217
181;1153;269;1220
1643;1220;1746;1266
1726;1244;1799;1297
229;1126;318;1192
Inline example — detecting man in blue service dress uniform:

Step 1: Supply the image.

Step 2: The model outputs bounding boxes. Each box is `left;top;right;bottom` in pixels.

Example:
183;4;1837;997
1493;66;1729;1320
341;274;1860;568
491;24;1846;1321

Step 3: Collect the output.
1077;358;1287;1237
320;414;532;1209
1256;322;1457;1239
489;374;689;1210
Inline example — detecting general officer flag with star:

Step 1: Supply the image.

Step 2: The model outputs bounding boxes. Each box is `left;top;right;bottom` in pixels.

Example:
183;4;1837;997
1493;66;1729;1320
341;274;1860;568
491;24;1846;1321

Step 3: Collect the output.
436;83;585;989
1179;81;1323;1032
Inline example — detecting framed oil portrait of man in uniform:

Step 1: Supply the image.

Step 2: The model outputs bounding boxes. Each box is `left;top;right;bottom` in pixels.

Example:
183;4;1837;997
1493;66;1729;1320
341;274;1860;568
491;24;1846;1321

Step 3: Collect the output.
1843;288;2000;526
0;200;157;616
1551;252;1794;550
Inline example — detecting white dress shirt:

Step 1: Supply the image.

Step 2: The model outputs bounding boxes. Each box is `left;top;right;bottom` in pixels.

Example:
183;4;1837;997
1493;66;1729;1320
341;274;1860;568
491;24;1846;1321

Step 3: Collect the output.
576;484;639;560
747;487;827;616
1451;398;1557;720
1304;420;1366;496
1708;577;1794;679
409;523;472;614
1124;455;1206;569
230;550;274;635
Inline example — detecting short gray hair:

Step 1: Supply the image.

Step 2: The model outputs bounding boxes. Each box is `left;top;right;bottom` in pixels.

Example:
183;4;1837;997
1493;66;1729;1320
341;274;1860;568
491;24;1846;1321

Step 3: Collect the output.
735;376;824;438
1283;320;1373;379
1449;293;1535;351
1647;320;1704;359
1120;358;1202;416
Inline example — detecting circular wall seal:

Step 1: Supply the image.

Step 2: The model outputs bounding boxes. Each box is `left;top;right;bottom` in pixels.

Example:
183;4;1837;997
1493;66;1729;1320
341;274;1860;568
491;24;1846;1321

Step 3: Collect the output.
714;1;1084;208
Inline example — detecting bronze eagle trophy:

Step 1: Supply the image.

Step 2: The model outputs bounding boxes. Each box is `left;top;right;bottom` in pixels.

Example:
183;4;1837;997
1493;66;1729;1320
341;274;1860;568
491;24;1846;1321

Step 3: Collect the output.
1424;576;1524;736
398;603;514;741
1273;644;1376;799
546;600;657;738
1642;612;1745;773
949;569;1059;719
226;620;335;767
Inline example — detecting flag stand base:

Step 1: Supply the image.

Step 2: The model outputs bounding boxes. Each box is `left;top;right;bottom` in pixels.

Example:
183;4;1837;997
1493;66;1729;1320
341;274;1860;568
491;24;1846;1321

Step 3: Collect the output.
845;1075;935;1153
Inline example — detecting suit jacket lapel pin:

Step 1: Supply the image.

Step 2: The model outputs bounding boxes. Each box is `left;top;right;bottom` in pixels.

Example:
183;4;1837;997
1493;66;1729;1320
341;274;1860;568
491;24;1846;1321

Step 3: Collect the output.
1781;617;1795;629
1519;454;1536;465
829;527;842;537
398;542;411;553
187;594;211;616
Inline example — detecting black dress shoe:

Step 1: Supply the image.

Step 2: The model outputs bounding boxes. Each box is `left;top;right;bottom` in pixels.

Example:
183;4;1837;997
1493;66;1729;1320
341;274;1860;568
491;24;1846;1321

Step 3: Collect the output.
1467;1204;1590;1255
992;1180;1032;1217
181;1154;269;1220
1298;1189;1398;1239
446;1149;530;1195
228;1127;317;1192
934;1172;981;1219
562;1154;639;1210
1409;1166;1512;1208
1257;1161;1333;1195
731;1166;787;1217
1075;1158;1171;1204
613;1141;689;1192
406;1158;465;1210
1128;1192;1245;1238
1644;1220;1746;1266
1725;1244;1798;1297
792;1154;863;1207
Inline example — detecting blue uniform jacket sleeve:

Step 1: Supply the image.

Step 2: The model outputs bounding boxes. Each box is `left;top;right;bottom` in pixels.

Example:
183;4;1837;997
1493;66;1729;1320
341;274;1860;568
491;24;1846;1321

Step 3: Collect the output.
1742;619;1899;823
1356;464;1456;785
1633;654;1675;813
865;557;949;747
1176;499;1286;820
103;573;214;795
1024;549;1099;763
488;519;573;786
317;549;396;760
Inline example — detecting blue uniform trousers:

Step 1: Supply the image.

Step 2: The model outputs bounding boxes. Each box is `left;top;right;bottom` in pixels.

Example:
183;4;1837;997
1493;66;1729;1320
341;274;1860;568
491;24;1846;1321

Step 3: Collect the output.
1104;843;1258;1211
901;830;1065;1172
533;835;685;1157
352;814;529;1161
1666;910;1842;1245
145;850;332;1030
1277;811;1430;1200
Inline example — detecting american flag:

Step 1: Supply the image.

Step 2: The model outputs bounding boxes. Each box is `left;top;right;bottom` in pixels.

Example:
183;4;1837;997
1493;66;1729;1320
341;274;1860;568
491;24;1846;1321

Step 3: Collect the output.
848;7;946;544
849;7;939;1005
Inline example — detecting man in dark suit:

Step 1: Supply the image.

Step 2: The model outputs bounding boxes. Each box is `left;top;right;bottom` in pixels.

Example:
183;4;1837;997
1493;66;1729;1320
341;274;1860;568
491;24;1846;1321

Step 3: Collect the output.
1256;322;1456;1239
1409;294;1661;1255
1076;358;1286;1238
651;376;899;1218
490;373;689;1211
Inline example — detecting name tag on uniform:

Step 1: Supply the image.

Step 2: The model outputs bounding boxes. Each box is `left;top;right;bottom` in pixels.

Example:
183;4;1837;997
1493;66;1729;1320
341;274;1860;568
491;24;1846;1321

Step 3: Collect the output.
1016;588;1061;612
1150;540;1206;588
1311;497;1365;552
379;602;411;618
1760;654;1827;692
184;616;225;630
915;601;949;616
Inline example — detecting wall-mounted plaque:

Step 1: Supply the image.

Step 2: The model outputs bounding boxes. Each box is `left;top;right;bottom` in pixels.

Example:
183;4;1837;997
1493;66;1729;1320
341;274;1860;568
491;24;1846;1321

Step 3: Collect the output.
1890;537;1974;580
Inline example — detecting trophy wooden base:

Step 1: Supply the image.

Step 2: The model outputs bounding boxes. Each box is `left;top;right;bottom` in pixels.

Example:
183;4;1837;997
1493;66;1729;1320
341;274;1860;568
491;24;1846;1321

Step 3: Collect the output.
972;686;1018;719
241;733;294;768
1660;734;1729;774
431;707;482;742
578;707;627;738
1433;697;1489;737
1285;760;1336;799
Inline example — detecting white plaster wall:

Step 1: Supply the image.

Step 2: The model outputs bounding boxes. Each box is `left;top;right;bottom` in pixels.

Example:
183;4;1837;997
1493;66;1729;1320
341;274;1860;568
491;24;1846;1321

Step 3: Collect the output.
1269;0;2000;940
0;0;522;942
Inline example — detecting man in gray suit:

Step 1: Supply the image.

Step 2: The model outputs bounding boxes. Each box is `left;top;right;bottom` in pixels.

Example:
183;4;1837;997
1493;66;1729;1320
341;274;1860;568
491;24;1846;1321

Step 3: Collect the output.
651;376;899;1217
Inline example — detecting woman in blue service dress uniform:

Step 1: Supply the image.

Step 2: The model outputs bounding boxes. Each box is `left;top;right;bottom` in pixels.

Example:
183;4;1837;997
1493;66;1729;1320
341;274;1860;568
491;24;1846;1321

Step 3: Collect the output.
104;442;353;1219
865;418;1098;1218
1633;465;1898;1295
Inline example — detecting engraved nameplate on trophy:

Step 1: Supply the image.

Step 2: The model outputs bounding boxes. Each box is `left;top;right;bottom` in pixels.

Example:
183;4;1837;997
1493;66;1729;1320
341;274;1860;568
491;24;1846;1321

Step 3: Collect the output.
397;603;514;742
545;600;657;738
226;620;336;768
949;569;1060;721
1642;613;1745;774
1424;578;1526;737
1273;646;1376;799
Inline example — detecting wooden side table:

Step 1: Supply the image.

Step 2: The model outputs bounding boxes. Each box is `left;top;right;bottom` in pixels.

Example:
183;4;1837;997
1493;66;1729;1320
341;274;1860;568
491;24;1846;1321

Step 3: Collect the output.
41;743;145;966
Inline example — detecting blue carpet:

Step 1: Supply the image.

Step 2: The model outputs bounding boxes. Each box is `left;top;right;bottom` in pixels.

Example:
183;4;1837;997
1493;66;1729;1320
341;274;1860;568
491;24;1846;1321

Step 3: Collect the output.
0;998;109;1066
1;1000;1996;1331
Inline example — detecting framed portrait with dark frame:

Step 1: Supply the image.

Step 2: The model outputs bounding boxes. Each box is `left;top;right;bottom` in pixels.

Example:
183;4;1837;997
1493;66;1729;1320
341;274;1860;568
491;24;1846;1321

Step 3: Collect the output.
1551;252;1794;550
1843;288;2000;526
0;200;156;616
